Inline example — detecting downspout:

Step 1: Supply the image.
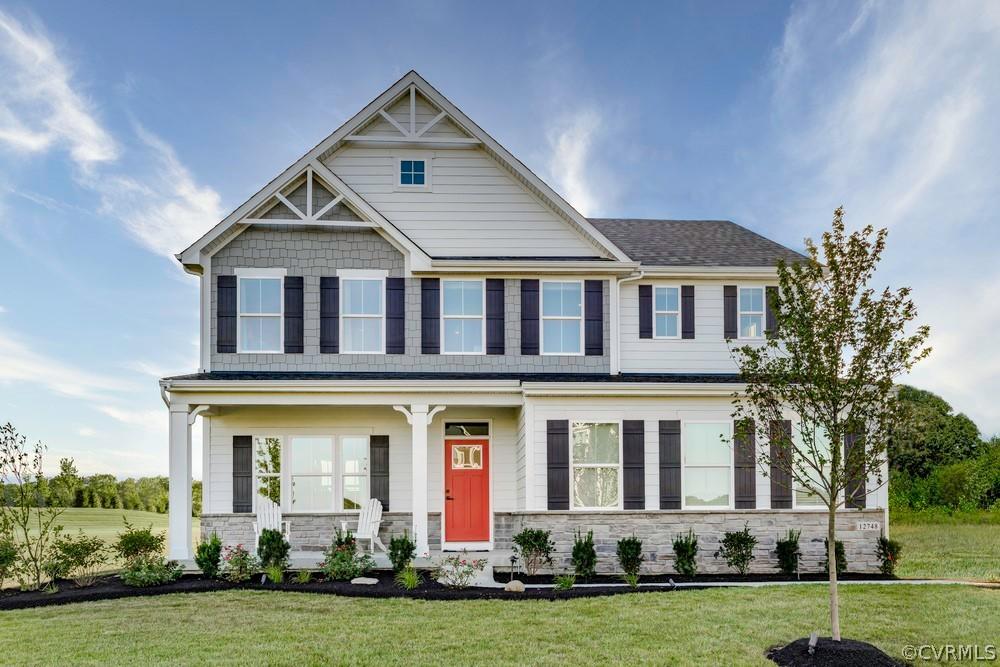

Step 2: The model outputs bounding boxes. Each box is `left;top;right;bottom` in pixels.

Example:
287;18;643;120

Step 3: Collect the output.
612;271;645;375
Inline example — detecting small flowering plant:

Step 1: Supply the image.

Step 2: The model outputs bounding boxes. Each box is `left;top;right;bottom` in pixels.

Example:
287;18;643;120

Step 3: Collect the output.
434;551;487;589
221;544;258;583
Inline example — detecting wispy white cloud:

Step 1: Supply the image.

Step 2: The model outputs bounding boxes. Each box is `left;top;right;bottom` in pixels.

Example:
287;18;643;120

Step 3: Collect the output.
97;404;164;431
761;0;1000;434
0;10;117;166
76;426;97;437
544;109;604;217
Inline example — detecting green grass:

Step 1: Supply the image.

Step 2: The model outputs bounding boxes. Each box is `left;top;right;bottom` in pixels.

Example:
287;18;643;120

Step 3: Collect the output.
893;522;1000;582
0;586;996;665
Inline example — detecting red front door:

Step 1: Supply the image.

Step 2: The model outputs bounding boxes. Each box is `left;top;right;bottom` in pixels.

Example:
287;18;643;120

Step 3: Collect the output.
444;439;490;542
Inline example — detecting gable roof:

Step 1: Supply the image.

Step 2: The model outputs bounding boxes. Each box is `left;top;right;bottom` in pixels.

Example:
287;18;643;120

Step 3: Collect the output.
177;71;631;270
587;218;809;267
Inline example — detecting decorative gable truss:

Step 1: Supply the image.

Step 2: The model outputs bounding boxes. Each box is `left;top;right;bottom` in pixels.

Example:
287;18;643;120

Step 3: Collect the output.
345;85;479;147
243;167;368;227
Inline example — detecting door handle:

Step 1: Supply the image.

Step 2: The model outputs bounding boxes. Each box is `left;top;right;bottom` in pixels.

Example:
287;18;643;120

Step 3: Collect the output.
445;490;454;501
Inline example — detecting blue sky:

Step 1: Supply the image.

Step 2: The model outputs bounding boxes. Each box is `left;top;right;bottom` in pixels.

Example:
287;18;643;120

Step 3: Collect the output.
1;1;998;477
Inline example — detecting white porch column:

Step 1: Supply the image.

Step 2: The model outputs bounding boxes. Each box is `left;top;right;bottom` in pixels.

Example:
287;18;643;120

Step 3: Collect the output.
167;402;193;561
395;403;445;558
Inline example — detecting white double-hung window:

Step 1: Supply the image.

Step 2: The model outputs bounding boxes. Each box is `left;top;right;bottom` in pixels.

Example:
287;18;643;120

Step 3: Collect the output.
682;422;733;508
288;435;370;512
340;270;385;354
254;436;282;507
442;279;484;354
541;281;583;355
794;424;831;508
654;286;680;338
739;287;765;339
571;422;620;509
237;269;284;353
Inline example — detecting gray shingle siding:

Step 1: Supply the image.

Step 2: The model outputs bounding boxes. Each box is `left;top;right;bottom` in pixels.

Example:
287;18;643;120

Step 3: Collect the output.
210;225;610;373
588;218;808;267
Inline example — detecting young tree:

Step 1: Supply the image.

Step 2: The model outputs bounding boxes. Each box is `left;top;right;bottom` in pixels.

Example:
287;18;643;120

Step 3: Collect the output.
50;457;82;507
730;208;930;641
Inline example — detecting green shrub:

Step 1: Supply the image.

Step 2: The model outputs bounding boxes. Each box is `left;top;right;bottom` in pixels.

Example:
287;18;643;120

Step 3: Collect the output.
294;569;313;584
512;528;554;576
388;532;416;572
320;533;375;581
221;544;258;583
0;535;16;583
571;529;597;580
616;535;644;580
257;529;290;570
714;522;757;575
672;530;698;577
876;536;902;576
775;530;801;576
114;519;165;564
120;558;182;587
263;563;284;584
553;573;575;591
821;539;847;575
394;565;423;590
195;533;223;578
52;532;109;586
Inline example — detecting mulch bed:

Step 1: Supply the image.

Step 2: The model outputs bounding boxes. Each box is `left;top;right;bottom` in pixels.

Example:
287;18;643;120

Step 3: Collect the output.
499;572;893;585
767;637;905;666
0;572;690;611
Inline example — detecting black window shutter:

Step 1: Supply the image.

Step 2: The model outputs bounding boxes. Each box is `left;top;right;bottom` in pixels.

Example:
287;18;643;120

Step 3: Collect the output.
681;285;695;339
546;420;569;510
370;435;390;510
623;420;645;509
521;279;539;355
723;285;738;340
217;275;237;353
845;433;866;509
584;280;604;355
659;420;681;509
769;420;793;509
320;277;339;353
386;278;405;354
734;419;756;509
421;278;440;354
233;435;252;513
283;276;304;354
638;284;653;339
486;278;505;355
765;286;779;337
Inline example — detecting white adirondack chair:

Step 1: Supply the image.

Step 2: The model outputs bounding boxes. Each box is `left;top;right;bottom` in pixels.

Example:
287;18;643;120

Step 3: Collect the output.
253;496;290;551
341;498;386;553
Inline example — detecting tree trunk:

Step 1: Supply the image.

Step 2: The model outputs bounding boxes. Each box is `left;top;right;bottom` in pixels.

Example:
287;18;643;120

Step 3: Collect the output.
828;504;841;641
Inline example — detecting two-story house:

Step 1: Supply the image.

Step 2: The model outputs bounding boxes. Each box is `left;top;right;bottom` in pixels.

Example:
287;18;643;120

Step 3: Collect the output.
161;71;887;574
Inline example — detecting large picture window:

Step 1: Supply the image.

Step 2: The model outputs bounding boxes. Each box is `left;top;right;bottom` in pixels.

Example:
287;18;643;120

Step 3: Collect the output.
794;424;831;508
290;437;335;512
442;280;484;354
341;273;385;353
571;422;620;509
683;422;732;508
238;276;282;352
739;287;765;339
542;281;583;355
654;286;680;338
281;435;370;512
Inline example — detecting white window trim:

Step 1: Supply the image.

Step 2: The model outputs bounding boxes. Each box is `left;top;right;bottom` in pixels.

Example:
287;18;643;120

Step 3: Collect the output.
337;269;387;355
570;420;623;511
440;278;486;355
541;279;585;356
394;154;433;192
737;285;766;340
236;269;286;354
680;420;735;511
653;285;682;340
339;435;372;513
277;434;372;514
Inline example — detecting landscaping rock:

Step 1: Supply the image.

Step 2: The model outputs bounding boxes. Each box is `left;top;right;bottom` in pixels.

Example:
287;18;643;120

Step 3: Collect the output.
505;580;525;593
350;577;379;585
767;637;903;666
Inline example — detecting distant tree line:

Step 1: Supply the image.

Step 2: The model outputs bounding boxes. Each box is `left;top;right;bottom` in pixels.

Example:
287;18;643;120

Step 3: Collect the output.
0;458;201;516
890;385;1000;513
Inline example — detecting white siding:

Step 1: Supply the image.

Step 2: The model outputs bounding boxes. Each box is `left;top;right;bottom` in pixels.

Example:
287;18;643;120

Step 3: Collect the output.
324;146;599;257
204;405;517;515
619;279;771;373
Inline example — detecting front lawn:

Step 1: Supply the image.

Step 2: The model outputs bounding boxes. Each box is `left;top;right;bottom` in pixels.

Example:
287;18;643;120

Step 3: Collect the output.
892;516;1000;582
0;585;995;665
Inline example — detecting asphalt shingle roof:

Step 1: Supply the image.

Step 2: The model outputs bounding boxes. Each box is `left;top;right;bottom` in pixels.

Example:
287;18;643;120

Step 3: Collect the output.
588;218;808;267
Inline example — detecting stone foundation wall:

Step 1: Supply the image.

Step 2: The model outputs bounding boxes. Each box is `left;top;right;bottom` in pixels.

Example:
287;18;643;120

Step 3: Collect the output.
501;510;885;574
202;508;885;573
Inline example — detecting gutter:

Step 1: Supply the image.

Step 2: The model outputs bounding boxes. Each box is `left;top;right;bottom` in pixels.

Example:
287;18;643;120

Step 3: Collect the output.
612;271;645;374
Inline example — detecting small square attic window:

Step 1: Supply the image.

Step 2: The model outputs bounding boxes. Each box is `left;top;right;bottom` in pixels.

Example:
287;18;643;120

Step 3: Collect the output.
400;159;425;186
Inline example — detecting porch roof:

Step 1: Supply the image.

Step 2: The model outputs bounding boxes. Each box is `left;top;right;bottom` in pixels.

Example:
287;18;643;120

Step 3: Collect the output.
162;371;743;383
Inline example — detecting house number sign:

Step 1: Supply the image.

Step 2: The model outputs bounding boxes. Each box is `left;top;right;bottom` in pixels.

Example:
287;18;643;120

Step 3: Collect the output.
856;521;881;531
